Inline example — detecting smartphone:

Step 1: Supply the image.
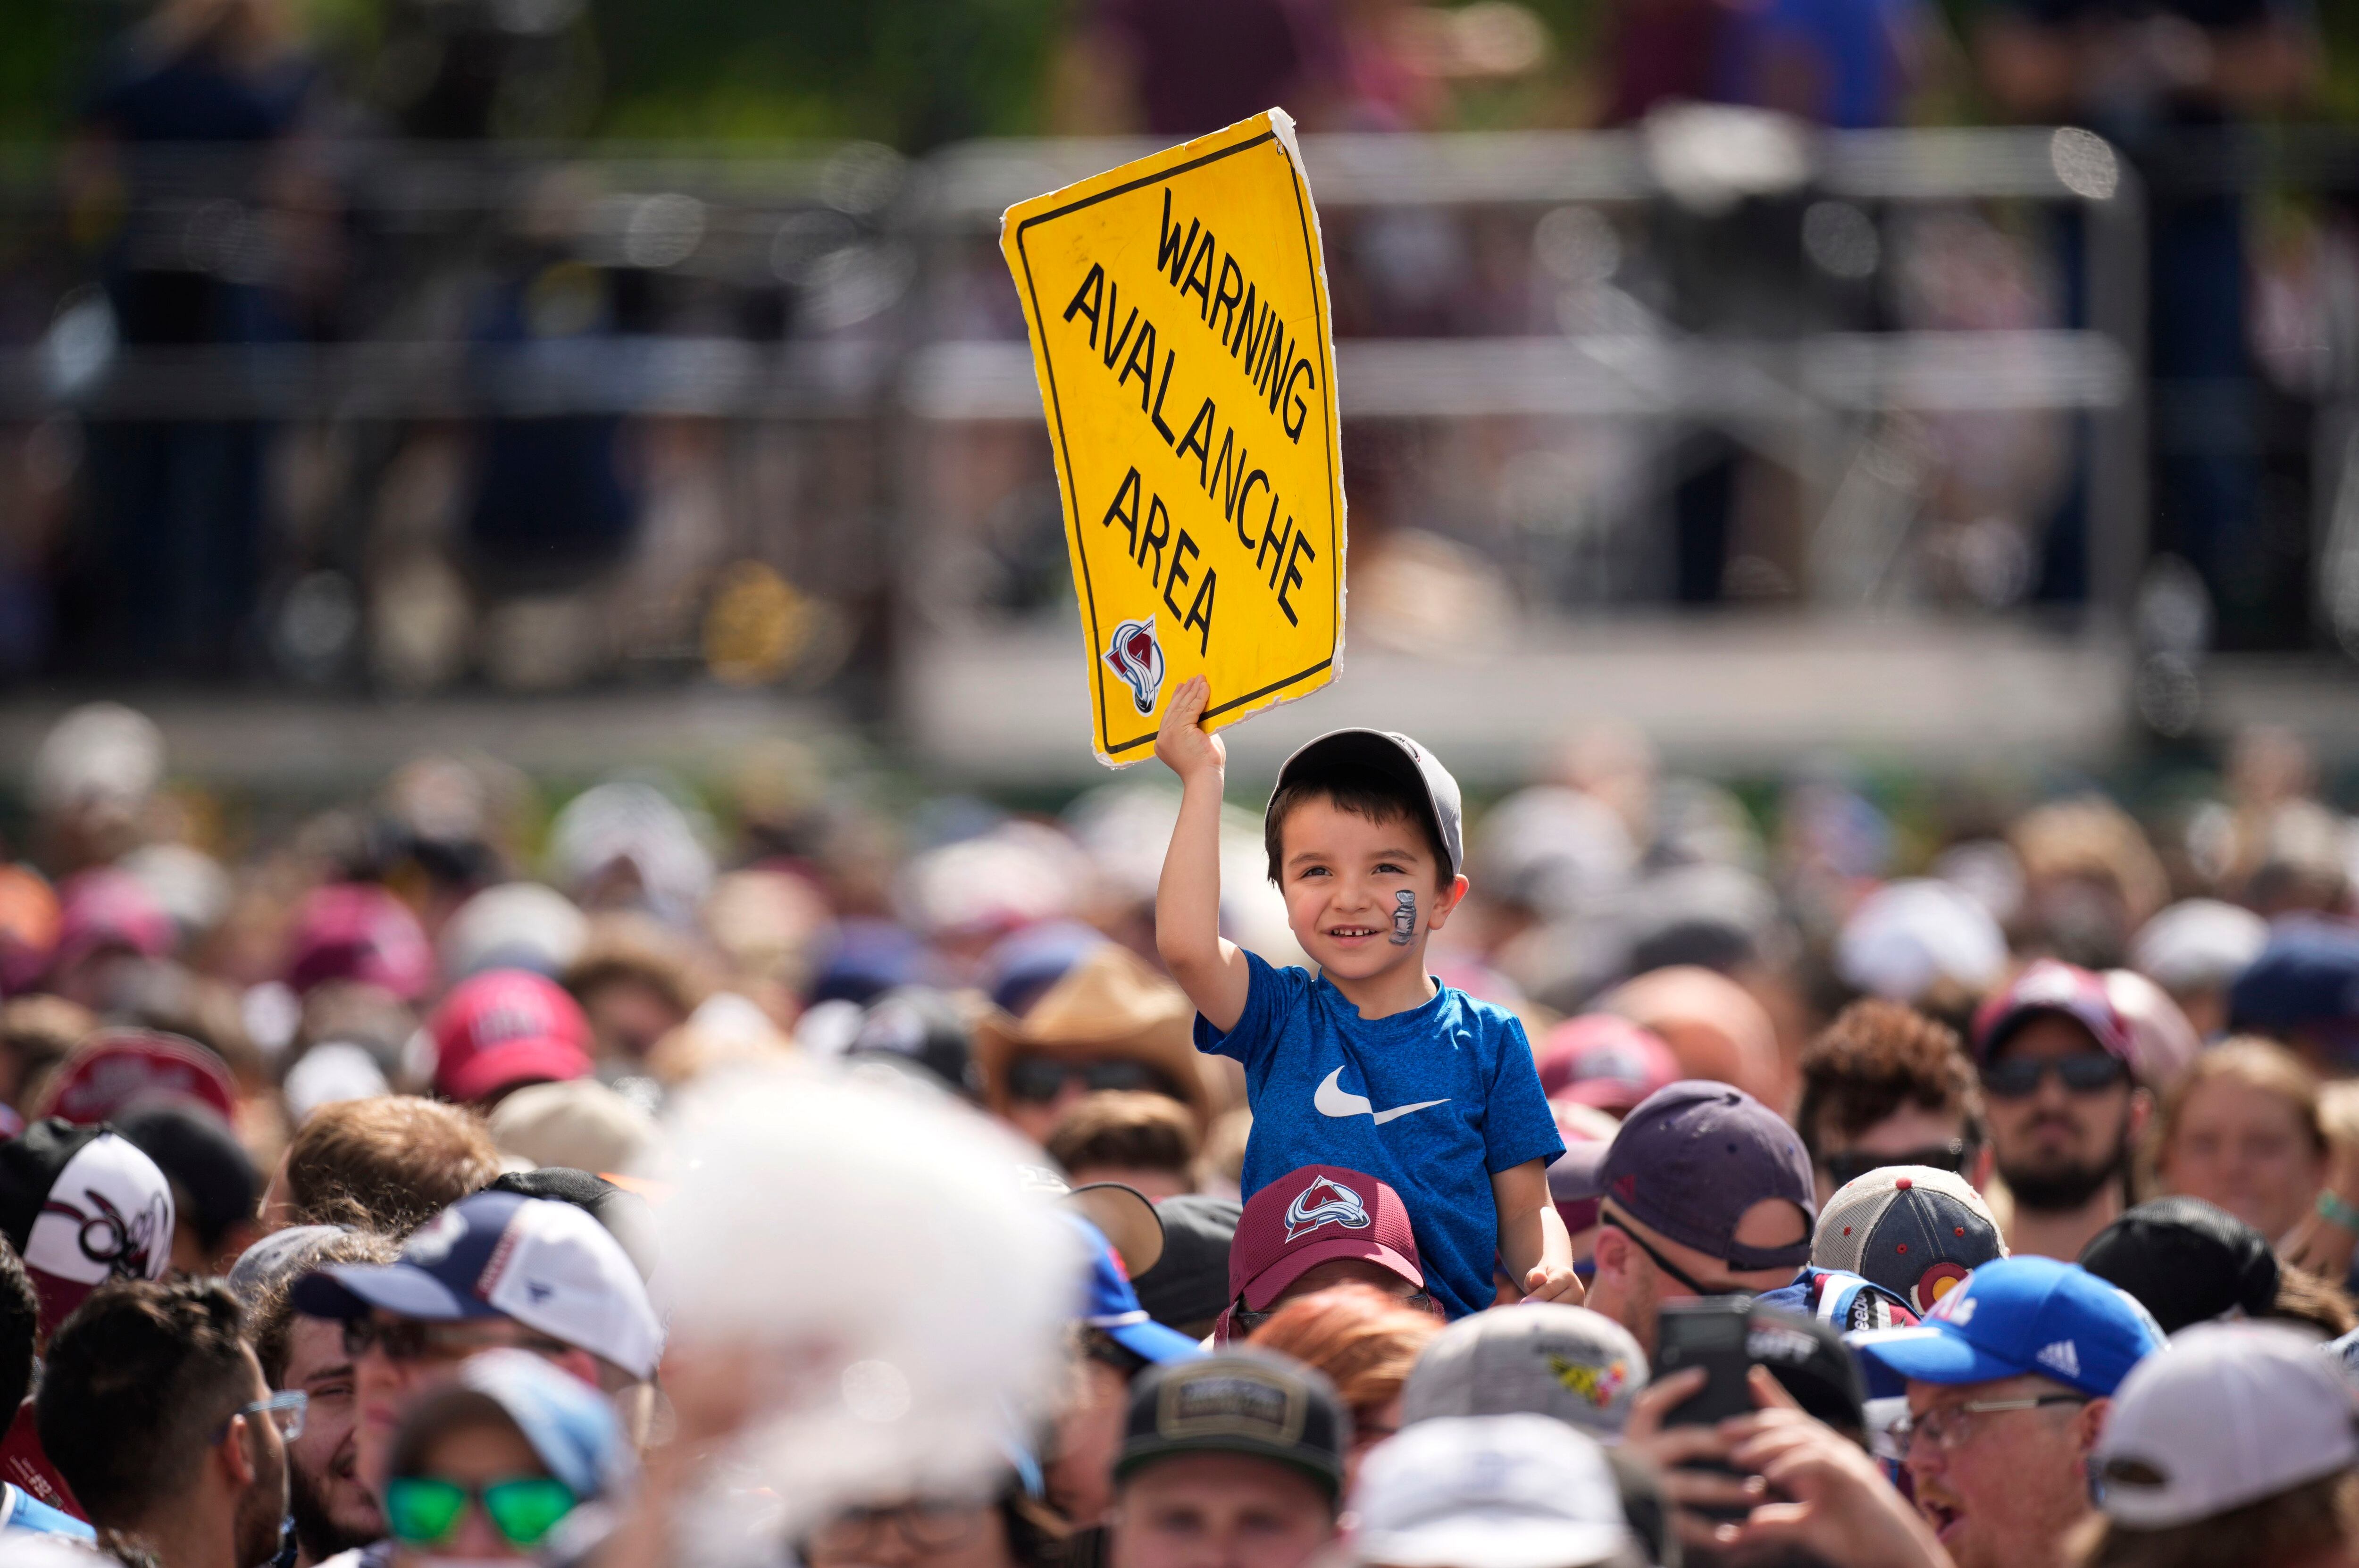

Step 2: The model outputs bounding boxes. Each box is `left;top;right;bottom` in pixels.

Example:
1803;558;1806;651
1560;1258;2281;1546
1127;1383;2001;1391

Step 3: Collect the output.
1653;1298;1759;1426
1652;1298;1761;1522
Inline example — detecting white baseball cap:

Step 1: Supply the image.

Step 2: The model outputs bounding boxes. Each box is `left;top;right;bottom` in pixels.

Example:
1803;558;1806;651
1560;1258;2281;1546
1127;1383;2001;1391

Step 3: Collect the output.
293;1191;663;1380
2094;1322;2359;1528
1347;1414;1632;1568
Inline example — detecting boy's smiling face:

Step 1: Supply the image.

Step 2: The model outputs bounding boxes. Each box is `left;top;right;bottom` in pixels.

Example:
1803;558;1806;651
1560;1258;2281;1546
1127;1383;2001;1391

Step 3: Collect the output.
1275;795;1467;986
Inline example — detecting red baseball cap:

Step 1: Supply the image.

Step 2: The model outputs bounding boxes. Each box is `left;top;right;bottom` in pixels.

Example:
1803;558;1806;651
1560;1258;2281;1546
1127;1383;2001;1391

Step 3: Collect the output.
36;1028;238;1127
285;883;435;1001
1537;1015;1681;1113
1230;1164;1423;1313
430;970;593;1104
50;867;173;974
1971;958;2134;1064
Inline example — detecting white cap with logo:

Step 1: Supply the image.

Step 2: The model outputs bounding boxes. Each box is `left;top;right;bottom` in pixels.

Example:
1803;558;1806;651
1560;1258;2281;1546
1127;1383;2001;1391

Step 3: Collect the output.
2094;1322;2359;1528
1347;1413;1632;1568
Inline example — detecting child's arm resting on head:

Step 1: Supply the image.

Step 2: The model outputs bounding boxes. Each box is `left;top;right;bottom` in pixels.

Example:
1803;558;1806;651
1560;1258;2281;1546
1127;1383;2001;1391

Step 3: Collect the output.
1154;675;1250;1034
1494;1157;1583;1304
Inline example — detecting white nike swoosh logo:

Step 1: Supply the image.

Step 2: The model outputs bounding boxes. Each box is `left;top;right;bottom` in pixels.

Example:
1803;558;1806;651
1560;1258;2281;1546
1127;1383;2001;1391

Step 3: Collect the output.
1313;1067;1450;1126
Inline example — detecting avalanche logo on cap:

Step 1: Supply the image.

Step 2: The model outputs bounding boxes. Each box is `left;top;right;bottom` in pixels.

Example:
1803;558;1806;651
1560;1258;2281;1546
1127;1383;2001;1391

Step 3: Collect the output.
1285;1176;1370;1243
43;1185;164;1278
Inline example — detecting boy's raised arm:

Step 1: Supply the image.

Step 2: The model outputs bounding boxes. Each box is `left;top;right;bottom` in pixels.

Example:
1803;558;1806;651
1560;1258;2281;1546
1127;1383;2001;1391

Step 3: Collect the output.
1154;675;1251;1034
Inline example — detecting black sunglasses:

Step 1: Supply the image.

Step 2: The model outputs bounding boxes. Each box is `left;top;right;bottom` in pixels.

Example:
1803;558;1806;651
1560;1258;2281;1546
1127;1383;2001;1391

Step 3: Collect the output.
1823;1141;1974;1191
1981;1052;2127;1100
1600;1217;1755;1297
1004;1056;1172;1104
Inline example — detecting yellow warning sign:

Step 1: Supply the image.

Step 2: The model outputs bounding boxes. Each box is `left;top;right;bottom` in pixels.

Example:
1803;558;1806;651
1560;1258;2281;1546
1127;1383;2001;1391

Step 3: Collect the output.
1002;108;1346;768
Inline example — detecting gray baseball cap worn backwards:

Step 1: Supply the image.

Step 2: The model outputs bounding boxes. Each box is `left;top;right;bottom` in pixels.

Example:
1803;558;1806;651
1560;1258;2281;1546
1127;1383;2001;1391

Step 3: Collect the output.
1270;729;1464;878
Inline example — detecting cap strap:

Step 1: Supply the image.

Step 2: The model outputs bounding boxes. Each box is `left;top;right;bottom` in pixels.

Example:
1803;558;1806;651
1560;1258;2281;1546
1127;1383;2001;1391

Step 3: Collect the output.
1723;1237;1813;1272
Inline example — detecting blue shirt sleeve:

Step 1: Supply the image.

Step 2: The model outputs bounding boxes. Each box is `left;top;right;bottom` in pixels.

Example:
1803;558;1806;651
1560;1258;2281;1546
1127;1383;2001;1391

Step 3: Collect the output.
0;1484;94;1540
1483;1015;1567;1174
1191;949;1307;1070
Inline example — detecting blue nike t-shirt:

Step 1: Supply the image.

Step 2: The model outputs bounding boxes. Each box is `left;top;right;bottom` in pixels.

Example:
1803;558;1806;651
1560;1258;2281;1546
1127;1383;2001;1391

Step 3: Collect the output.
1196;950;1566;1318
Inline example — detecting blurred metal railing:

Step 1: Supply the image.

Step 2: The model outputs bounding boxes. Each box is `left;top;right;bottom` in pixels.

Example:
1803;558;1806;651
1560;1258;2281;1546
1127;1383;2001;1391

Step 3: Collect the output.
12;122;2350;756
902;124;2148;614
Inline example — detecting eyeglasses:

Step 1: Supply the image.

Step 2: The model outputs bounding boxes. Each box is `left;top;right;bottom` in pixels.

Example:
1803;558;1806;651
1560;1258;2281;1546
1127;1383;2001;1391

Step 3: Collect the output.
1822;1141;1974;1190
341;1317;573;1365
1231;1289;1434;1338
1892;1393;2087;1453
1981;1053;2127;1100
1600;1217;1753;1298
385;1475;578;1550
216;1391;306;1443
807;1501;987;1559
1004;1055;1172;1104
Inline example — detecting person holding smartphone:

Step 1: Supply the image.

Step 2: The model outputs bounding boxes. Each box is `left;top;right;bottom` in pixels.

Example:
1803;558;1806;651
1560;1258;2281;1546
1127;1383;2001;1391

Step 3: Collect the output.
1569;1082;1819;1359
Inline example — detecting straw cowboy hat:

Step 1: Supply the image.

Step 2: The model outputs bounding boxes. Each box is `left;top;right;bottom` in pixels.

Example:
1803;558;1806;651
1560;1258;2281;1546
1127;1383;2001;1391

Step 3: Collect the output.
974;944;1221;1129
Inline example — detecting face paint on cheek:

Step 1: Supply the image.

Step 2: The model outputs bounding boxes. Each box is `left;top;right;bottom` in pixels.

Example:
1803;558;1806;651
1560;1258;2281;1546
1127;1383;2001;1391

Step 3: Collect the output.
1391;890;1416;945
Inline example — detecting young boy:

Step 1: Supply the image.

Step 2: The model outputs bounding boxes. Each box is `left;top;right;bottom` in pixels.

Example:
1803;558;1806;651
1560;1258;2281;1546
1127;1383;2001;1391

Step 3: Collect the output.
1153;676;1579;1318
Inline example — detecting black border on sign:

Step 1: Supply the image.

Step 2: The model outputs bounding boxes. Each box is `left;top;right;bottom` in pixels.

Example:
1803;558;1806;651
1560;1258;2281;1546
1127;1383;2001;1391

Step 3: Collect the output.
1013;127;1340;759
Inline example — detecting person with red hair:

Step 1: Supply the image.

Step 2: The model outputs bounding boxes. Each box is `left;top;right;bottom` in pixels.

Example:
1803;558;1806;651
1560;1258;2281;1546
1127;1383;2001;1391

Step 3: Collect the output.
1245;1284;1439;1493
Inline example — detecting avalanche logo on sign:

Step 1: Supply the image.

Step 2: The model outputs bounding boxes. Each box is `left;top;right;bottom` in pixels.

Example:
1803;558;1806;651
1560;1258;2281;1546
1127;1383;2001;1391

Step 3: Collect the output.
1104;615;1166;714
1285;1176;1370;1243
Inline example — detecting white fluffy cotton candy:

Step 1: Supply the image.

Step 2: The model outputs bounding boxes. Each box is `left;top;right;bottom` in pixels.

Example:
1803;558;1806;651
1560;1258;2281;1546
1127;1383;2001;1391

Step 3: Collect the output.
650;1064;1083;1547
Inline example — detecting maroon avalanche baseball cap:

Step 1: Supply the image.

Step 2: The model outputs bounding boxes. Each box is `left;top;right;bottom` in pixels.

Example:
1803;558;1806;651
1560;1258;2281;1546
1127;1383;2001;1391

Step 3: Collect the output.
1971;958;2134;1063
1595;1080;1815;1272
1230;1164;1424;1312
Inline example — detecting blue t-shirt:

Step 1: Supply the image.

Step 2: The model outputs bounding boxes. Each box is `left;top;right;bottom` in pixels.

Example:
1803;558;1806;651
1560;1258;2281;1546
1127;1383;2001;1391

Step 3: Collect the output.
1196;951;1566;1318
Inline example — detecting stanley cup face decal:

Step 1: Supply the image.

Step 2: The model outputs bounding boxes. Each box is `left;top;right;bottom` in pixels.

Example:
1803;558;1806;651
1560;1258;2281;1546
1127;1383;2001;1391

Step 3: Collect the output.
1104;615;1166;715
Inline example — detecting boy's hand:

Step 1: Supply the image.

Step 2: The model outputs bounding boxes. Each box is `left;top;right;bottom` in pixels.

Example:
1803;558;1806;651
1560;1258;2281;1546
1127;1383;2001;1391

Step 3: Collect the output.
1522;1260;1586;1305
1154;675;1226;782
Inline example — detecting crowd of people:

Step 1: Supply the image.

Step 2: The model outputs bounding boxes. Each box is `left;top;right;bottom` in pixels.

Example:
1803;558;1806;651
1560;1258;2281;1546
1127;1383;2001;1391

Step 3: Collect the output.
3;693;2359;1568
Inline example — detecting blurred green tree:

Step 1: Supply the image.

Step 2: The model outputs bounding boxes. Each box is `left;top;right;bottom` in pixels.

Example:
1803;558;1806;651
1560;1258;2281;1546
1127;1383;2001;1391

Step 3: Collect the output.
592;0;1064;145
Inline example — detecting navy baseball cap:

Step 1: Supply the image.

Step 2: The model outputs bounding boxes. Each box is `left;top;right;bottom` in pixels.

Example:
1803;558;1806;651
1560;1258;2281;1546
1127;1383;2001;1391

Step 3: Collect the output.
291;1190;663;1379
1271;730;1464;879
1071;1213;1205;1366
1593;1081;1815;1271
1811;1166;2005;1317
1851;1256;2164;1399
2228;916;2359;1053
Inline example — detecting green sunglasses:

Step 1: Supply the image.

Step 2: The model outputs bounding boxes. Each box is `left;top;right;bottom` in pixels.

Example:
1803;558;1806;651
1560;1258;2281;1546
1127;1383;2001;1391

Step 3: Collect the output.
383;1475;577;1550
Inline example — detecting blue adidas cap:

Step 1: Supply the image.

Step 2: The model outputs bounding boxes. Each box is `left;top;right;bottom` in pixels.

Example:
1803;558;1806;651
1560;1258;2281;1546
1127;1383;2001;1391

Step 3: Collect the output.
1070;1214;1204;1366
1849;1256;2163;1399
